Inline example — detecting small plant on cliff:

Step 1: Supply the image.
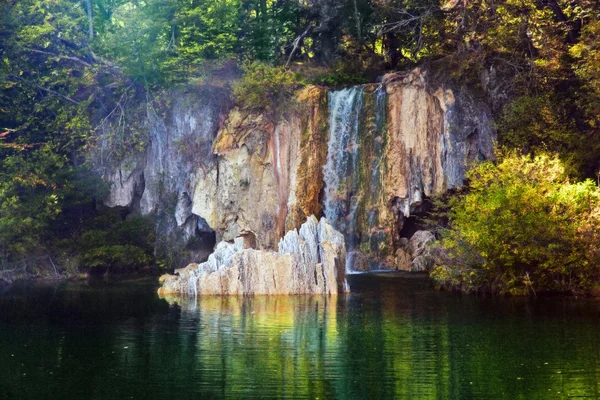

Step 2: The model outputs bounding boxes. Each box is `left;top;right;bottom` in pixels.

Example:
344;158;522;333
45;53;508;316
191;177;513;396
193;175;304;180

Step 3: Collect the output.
431;151;600;295
233;62;303;121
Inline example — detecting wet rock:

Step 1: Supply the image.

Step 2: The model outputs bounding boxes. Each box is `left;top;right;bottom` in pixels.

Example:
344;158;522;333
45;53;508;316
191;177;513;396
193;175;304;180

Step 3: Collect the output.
411;254;434;272
158;216;348;296
322;69;494;271
347;251;369;272
395;247;412;271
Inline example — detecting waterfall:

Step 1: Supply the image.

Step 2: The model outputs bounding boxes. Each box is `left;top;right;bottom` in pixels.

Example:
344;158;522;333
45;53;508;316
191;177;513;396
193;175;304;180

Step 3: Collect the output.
322;86;388;272
323;87;363;244
369;85;387;206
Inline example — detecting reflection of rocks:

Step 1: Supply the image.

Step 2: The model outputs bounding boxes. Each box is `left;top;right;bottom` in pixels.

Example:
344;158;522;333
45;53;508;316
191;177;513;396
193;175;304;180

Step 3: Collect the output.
159;291;337;318
396;230;436;272
158;216;348;296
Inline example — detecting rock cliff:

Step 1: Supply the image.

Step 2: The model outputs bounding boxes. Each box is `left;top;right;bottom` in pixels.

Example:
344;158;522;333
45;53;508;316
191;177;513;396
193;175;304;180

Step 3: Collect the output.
158;216;347;296
99;69;494;271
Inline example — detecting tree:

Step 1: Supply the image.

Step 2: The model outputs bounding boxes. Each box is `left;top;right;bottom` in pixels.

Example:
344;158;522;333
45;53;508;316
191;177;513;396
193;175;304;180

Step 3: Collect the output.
432;152;600;295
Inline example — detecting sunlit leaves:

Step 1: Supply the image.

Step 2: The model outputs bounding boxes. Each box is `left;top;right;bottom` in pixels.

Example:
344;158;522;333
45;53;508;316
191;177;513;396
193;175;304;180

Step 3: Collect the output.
433;152;600;295
0;148;67;262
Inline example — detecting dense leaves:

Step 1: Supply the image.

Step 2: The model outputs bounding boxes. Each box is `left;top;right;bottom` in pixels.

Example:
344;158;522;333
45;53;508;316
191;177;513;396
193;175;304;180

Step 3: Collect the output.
233;62;302;120
0;0;150;273
432;153;600;295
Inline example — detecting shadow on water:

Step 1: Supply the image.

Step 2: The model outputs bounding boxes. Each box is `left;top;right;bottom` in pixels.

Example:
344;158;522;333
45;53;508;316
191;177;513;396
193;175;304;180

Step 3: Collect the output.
1;274;600;399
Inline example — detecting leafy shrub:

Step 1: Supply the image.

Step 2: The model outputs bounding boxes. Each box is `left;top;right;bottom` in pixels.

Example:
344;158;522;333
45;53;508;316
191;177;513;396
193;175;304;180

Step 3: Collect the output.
233;62;303;120
317;71;370;88
498;95;600;179
80;245;151;272
431;152;600;295
56;211;156;273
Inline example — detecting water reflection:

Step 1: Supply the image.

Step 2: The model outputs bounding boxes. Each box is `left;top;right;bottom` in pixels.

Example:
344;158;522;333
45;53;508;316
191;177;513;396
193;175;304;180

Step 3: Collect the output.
1;275;600;399
161;294;341;399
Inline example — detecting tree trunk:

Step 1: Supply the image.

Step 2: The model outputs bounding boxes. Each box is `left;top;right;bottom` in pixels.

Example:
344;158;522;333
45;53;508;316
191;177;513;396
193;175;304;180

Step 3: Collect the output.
353;0;362;44
86;0;94;40
385;32;401;69
539;0;581;44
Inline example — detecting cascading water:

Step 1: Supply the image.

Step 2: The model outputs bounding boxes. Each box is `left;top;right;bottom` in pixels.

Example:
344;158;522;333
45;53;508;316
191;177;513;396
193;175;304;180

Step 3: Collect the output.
323;87;363;247
369;85;387;205
322;85;389;272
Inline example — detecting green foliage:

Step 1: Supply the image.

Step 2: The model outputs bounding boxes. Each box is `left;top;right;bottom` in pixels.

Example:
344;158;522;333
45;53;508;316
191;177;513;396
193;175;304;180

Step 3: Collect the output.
56;211;156;272
92;0;302;84
80;245;151;271
498;95;600;178
0;148;66;262
570;19;600;130
317;71;370;88
238;0;301;63
432;152;600;295
233;62;302;119
94;1;171;84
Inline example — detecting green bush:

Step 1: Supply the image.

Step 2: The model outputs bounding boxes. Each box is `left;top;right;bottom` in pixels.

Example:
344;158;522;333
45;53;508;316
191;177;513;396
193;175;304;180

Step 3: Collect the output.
80;245;152;272
233;62;303;120
432;152;600;295
317;71;370;88
56;211;156;273
498;95;600;179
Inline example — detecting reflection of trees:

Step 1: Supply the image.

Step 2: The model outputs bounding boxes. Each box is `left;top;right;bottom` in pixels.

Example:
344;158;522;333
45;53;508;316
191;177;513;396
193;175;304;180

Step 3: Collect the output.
2;281;600;399
442;297;600;399
333;286;452;399
163;291;455;399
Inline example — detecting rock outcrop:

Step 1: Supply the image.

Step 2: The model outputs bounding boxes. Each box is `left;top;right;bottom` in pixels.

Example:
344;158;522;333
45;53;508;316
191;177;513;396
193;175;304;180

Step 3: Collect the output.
395;230;437;272
158;216;348;296
191;86;329;250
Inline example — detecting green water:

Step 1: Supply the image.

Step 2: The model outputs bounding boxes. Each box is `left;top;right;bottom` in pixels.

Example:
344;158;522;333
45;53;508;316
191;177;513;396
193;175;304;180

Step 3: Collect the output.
1;273;600;399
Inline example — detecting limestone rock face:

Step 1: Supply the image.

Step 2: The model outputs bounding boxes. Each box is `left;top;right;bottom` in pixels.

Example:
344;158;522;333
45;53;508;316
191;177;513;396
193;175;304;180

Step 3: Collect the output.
191;86;328;250
347;251;370;272
103;156;145;208
97;86;230;265
158;216;348;296
97;70;493;271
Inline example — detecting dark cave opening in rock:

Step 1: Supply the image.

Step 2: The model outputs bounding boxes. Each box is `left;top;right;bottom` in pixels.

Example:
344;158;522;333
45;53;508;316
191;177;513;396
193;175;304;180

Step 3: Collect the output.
399;199;433;239
186;216;217;255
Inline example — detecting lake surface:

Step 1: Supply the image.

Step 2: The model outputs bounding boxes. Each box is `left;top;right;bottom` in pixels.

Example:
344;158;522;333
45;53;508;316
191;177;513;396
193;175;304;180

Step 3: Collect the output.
1;273;600;399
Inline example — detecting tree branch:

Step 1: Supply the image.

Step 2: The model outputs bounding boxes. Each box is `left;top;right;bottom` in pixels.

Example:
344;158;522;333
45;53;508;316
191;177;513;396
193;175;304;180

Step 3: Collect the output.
375;7;436;34
286;24;312;68
23;47;92;67
8;75;81;105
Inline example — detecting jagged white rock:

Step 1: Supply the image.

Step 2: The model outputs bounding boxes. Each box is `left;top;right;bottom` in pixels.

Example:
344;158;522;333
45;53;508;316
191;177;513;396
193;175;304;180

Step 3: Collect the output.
158;216;348;296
